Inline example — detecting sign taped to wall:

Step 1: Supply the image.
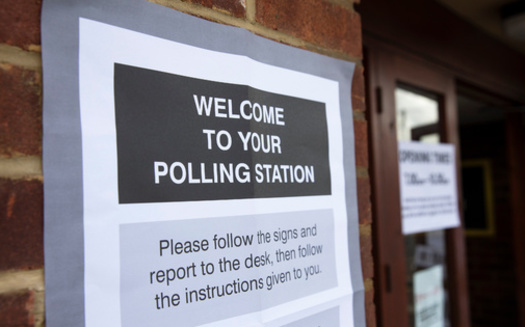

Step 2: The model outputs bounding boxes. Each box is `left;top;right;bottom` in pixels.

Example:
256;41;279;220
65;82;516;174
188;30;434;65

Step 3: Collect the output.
42;1;364;326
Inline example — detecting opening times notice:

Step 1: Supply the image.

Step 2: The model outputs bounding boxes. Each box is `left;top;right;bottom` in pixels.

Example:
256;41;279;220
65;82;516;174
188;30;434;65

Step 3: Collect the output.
120;209;337;326
398;141;461;234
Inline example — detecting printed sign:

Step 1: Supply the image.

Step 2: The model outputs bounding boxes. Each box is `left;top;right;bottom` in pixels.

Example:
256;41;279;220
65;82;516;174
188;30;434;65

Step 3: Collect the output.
114;63;331;203
414;265;445;327
399;142;461;234
41;1;364;326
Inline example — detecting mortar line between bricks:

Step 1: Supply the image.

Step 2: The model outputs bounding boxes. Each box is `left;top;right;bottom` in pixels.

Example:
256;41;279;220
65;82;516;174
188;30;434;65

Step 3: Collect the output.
323;0;355;11
363;278;374;291
33;288;46;327
359;223;372;235
148;0;362;62
0;156;42;180
246;0;256;23
356;166;369;178
0;44;42;71
353;111;366;121
0;269;44;294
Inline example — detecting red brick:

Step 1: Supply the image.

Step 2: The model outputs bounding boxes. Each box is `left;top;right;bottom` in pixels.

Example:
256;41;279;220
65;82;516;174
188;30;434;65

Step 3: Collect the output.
357;176;372;225
360;229;374;279
256;0;362;58
352;64;366;112
0;179;43;271
365;288;377;327
0;291;34;327
0;64;42;157
181;0;246;18
354;120;368;168
0;0;42;49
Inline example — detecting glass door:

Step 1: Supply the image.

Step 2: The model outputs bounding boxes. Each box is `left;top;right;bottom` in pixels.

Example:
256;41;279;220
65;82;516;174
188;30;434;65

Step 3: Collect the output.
396;85;450;327
366;46;470;327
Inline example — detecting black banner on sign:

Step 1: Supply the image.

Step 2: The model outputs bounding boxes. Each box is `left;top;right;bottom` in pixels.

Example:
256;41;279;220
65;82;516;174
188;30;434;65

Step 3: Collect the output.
114;63;331;203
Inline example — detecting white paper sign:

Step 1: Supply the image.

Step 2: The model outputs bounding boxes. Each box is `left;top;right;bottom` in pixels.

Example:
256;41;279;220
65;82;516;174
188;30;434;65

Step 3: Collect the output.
399;142;460;234
42;0;365;324
77;18;357;327
414;265;445;327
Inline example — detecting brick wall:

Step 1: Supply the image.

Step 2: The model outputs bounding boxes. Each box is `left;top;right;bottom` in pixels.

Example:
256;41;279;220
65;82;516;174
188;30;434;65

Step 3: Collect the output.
0;0;45;326
0;0;374;326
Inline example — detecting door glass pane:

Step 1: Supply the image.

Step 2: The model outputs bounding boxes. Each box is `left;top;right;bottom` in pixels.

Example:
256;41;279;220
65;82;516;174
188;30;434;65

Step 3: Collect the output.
395;85;451;327
395;87;439;143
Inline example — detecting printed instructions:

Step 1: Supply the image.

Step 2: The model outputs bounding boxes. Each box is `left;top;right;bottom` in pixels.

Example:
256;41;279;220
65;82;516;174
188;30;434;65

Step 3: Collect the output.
120;210;337;326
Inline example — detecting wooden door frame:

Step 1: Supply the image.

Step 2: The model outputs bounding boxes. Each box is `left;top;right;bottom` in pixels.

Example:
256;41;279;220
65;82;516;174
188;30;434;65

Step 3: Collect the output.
365;40;471;327
506;112;525;326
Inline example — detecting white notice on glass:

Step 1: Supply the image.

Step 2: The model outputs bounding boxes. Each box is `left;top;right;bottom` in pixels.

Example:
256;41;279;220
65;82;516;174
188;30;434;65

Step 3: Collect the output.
399;142;460;234
414;265;445;327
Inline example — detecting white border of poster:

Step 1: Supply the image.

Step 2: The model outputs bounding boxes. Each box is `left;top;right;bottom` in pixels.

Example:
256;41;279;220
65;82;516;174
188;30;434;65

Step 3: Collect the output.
80;18;352;326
